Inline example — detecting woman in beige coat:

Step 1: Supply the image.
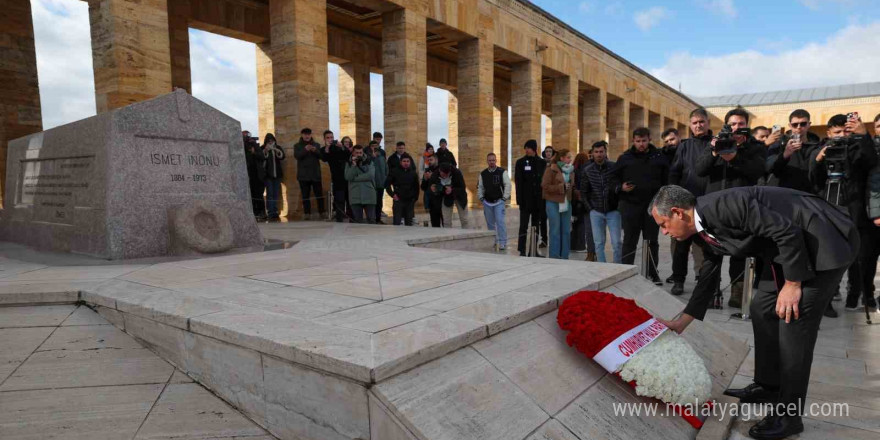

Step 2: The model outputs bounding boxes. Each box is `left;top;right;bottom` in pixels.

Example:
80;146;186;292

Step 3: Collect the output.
541;148;575;259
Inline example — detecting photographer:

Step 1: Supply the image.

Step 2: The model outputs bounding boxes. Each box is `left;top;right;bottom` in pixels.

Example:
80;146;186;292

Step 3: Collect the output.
667;108;712;293
766;110;821;193
320;130;352;222
809;114;878;311
694;107;766;308
344;145;377;223
293;128;325;220
424;162;470;228
261;133;285;221
368;141;388;224
614;127;669;284
243;131;266;221
385;155;420;226
420;154;443;227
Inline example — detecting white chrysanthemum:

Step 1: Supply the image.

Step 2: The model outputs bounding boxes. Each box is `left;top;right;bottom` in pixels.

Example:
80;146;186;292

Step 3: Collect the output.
616;331;712;406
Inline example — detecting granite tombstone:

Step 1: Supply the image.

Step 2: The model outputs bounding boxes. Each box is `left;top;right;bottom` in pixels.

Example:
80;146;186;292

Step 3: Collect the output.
1;89;263;259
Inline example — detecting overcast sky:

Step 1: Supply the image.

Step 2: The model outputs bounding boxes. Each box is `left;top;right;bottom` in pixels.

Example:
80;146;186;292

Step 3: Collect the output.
31;0;880;143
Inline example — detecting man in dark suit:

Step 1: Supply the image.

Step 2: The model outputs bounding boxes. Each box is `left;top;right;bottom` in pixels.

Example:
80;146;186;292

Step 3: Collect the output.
649;185;858;440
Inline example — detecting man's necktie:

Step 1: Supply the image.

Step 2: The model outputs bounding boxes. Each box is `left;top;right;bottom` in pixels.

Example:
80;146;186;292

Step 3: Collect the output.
699;230;722;248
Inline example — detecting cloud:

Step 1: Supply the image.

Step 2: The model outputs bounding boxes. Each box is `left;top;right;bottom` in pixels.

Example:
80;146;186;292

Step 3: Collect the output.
698;0;737;18
32;0;96;130
578;2;593;13
799;0;858;10
604;2;624;16
634;6;671;32
649;22;880;98
188;30;260;136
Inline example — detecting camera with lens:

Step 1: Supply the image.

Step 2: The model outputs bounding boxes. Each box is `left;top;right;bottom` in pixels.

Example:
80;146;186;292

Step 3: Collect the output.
713;124;751;154
823;136;849;180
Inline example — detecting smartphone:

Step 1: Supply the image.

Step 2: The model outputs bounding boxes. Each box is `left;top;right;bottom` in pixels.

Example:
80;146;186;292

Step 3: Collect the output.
772;125;782;133
847;112;859;121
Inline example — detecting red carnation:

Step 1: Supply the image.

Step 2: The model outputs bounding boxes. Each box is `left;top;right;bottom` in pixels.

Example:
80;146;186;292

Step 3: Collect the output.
557;290;652;358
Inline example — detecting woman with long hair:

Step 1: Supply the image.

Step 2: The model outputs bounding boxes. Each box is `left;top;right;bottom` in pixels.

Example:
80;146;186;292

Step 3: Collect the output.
541;148;574;259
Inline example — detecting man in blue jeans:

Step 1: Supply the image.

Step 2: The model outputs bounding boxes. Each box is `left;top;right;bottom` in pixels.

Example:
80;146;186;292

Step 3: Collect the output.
478;153;511;250
579;142;622;262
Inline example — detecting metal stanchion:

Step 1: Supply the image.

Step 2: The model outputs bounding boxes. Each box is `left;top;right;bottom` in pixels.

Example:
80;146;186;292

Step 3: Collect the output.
731;257;755;320
327;183;334;221
640;241;651;278
532;226;540;257
525;223;533;257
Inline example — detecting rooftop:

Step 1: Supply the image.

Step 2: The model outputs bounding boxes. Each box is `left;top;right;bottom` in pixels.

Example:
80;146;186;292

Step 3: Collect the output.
695;82;880;108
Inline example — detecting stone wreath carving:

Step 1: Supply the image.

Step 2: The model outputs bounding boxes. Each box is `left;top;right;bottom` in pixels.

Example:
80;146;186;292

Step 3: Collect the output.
171;201;234;253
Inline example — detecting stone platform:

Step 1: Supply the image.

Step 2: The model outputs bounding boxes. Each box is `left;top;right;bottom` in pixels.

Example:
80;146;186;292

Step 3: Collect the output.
0;222;749;440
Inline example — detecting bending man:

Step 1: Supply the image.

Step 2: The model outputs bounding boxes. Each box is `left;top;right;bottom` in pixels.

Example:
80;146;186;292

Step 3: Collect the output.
649;185;858;440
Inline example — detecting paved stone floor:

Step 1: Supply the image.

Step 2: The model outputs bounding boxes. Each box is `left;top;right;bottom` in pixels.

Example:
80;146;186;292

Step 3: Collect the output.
0;215;877;439
0;303;275;440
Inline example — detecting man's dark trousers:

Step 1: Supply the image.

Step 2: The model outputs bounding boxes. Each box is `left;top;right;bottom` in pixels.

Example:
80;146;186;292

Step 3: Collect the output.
332;184;351;222
620;202;659;278
393;199;415;226
298;180;325;216
750;266;847;411
671;236;695;282
517;205;542;255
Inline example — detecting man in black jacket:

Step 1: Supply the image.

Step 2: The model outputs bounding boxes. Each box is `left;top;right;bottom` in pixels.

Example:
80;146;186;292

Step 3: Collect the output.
243;131;266;220
514;140;547;256
385;156;420;226
614;127;669;283
651;185;858;440
421;154;442;227
319;130;352;222
667;108;712;292
694;107;766;309
293;128;325;220
766;110;821;193
436;138;457;167
580;141;621;263
423;162;469;228
810;114;879;311
387;141;415;174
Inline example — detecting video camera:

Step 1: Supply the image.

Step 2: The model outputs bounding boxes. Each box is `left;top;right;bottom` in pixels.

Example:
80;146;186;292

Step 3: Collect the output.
713;124;751;155
824;136;849;181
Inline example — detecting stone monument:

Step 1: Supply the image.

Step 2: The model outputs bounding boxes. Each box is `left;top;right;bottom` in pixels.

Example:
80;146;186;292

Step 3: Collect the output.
1;89;263;259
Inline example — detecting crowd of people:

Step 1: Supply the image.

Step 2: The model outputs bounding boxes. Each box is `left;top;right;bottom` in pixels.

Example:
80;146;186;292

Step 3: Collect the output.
242;106;880;316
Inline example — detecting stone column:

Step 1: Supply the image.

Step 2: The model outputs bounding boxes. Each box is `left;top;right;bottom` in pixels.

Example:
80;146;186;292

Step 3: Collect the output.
551;76;578;153
493;100;509;169
88;0;173;112
447;91;458;157
382;9;427;153
167;0;191;93
544;118;552;149
257;0;329;219
457;37;494;206
1;0;43;208
511;61;541;154
607;98;629;157
629;104;646;132
649;112;662;140
581;88;607;149
338;63;371;145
